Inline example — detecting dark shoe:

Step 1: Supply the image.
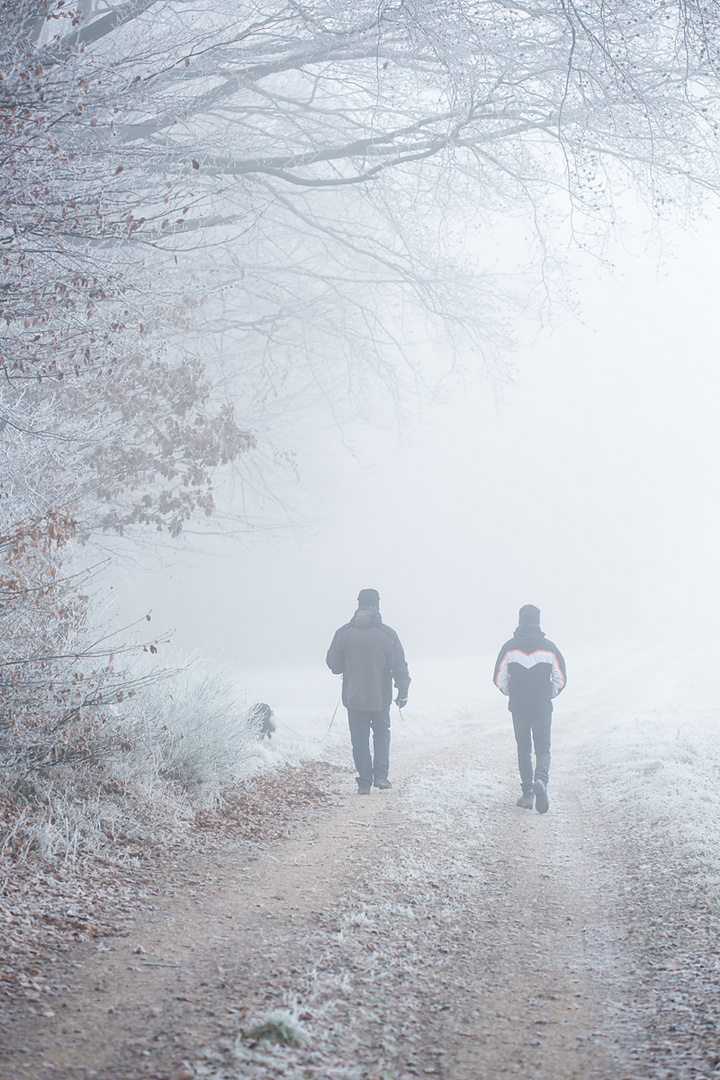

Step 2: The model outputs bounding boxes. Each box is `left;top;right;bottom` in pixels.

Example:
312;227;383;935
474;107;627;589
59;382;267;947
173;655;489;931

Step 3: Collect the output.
534;779;549;814
357;782;372;795
374;778;392;790
516;792;534;810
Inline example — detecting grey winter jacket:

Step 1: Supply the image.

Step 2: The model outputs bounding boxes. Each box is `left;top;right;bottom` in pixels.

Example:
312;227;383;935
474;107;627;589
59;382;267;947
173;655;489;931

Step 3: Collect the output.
326;606;411;712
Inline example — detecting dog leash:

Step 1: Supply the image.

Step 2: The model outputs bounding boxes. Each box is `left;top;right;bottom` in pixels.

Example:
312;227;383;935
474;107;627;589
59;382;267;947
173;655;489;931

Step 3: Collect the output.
272;697;342;745
274;698;407;742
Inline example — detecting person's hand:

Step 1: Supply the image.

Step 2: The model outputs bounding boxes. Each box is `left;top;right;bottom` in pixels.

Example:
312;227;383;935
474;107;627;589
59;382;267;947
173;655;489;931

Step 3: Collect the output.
395;693;408;708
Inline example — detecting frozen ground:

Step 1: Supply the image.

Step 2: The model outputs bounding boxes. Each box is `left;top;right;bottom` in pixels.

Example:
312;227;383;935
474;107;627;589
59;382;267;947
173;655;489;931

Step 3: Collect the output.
3;646;720;1080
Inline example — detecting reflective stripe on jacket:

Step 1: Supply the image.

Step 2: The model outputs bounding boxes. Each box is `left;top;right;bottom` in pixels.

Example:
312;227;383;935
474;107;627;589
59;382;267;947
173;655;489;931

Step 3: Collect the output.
493;625;566;719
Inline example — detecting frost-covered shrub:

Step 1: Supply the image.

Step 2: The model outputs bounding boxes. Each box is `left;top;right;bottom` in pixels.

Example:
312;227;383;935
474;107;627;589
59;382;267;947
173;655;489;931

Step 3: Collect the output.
118;663;265;802
0;658;276;862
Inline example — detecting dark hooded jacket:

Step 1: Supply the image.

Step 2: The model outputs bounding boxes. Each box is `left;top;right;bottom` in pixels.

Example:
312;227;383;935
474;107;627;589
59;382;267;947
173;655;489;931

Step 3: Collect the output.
326;606;411;712
493;624;566;720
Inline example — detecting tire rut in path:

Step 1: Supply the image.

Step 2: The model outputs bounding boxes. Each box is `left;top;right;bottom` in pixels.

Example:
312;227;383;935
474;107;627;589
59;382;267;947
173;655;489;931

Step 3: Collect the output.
447;761;630;1079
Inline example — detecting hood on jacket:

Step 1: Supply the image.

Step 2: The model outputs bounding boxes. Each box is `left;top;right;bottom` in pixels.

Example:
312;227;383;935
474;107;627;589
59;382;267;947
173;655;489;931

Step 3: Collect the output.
513;624;546;644
350;606;383;629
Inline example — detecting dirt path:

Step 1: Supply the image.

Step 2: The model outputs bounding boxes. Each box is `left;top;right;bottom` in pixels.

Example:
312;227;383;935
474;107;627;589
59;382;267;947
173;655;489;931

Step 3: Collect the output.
3;718;720;1080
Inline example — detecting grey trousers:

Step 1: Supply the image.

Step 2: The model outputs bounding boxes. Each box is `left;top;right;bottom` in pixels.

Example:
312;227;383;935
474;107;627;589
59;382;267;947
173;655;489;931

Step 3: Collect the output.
512;712;551;792
347;708;391;785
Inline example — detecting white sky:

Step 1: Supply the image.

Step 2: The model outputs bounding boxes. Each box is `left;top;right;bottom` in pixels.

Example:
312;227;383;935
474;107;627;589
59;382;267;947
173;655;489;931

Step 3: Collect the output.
117;214;720;675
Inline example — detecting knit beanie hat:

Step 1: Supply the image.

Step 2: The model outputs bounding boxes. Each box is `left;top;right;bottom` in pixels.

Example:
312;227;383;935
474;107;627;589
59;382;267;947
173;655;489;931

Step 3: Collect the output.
357;588;380;608
518;604;541;626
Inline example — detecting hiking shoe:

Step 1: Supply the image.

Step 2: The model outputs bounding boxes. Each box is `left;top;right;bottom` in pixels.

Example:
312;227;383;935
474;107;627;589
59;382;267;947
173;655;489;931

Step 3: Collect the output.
374;778;393;790
534;779;549;814
357;782;372;795
516;792;534;810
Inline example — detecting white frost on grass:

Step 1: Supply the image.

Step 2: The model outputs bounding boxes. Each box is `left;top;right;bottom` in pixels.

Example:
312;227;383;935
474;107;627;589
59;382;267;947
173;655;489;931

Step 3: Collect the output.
588;709;720;886
242;1008;311;1047
342;907;373;928
559;641;720;892
401;764;504;827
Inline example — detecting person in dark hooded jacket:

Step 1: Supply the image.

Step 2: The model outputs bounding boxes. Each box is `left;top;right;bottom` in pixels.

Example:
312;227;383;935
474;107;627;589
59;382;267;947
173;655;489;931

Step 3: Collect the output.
326;589;410;794
493;604;566;814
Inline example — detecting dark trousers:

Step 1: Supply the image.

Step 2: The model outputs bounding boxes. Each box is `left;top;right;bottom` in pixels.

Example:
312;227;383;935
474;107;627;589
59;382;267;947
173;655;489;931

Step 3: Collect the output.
512;712;551;792
347;708;391;785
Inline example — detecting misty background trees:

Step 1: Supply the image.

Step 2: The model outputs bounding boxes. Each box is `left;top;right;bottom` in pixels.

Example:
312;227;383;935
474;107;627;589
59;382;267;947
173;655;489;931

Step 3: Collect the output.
2;0;720;818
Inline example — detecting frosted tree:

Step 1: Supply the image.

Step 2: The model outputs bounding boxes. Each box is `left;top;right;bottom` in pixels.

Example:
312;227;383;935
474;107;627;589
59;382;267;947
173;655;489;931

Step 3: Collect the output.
2;0;720;743
49;0;720;397
12;2;720;419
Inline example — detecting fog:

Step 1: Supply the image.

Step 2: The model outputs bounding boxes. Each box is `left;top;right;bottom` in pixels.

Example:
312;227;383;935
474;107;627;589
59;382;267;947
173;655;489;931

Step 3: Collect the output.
118;219;720;673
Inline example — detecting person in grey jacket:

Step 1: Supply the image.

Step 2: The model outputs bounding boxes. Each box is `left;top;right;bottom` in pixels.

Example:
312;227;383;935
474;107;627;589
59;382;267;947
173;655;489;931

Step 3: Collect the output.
326;589;410;794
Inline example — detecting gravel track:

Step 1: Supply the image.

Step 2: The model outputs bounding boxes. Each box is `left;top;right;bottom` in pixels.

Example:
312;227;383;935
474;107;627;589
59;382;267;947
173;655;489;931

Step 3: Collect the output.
2;715;720;1080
